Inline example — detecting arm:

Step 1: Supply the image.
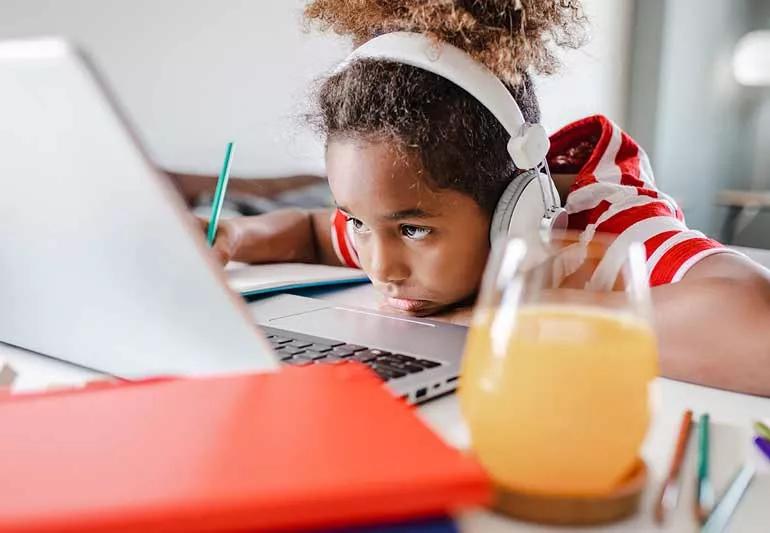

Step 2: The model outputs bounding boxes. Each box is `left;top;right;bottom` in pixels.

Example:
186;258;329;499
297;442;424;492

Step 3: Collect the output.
653;253;770;396
165;168;343;266
552;120;770;395
206;208;343;267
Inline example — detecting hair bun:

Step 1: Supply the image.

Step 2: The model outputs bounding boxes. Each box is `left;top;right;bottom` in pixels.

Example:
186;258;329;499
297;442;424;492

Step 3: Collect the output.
304;0;588;85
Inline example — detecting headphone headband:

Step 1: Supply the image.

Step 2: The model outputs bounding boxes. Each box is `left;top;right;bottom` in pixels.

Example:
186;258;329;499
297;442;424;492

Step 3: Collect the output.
338;31;527;140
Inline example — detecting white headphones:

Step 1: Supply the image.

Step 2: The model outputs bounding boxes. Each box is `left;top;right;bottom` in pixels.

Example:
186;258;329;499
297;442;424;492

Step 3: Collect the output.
336;31;569;244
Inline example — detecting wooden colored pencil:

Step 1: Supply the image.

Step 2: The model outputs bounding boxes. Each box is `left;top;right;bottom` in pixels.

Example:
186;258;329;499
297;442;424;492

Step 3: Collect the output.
654;409;693;524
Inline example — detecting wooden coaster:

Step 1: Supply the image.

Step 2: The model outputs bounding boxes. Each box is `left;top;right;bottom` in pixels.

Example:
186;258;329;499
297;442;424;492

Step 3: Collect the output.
493;458;647;526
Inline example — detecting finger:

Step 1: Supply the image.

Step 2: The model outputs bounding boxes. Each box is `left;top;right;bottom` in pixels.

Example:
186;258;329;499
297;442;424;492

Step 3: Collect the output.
195;216;209;232
212;242;231;265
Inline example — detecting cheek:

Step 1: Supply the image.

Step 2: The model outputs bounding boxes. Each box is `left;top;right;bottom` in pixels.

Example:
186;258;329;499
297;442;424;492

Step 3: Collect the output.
351;235;397;272
415;237;490;293
351;237;370;265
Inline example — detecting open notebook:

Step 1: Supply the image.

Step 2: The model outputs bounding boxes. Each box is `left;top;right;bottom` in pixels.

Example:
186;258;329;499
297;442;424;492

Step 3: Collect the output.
225;262;370;297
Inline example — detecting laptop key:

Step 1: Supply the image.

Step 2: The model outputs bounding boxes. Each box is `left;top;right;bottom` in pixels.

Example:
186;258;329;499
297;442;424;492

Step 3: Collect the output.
319;356;348;365
284;348;307;356
376;360;404;371
337;344;366;352
417;359;441;368
391;354;417;363
287;340;312;349
270;336;292;345
284;357;312;366
351;350;379;363
371;368;393;381
371;365;406;380
377;356;403;366
290;334;345;347
373;363;407;378
306;344;332;353
331;347;355;357
302;350;328;361
378;358;421;374
321;340;346;348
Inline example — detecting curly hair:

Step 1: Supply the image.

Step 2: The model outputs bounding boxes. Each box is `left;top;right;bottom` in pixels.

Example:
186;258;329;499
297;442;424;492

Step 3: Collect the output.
305;1;588;213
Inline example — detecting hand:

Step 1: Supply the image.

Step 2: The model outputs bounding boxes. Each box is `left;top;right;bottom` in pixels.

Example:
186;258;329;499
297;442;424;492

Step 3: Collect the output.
196;217;240;265
193;209;330;266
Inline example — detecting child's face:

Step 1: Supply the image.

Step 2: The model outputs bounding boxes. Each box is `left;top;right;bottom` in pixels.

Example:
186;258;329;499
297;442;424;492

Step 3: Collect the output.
326;139;491;316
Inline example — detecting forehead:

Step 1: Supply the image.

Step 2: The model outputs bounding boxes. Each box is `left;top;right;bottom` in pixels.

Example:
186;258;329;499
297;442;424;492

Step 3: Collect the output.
326;139;445;214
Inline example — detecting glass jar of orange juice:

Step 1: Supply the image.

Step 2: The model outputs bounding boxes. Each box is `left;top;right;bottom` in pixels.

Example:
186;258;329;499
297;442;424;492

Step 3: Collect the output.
459;232;658;496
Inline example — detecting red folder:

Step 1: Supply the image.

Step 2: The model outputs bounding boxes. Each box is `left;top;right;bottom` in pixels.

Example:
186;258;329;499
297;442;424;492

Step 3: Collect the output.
0;363;489;532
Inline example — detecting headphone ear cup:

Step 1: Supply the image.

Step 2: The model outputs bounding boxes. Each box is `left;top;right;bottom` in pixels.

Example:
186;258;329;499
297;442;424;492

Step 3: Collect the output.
490;171;566;245
489;170;538;243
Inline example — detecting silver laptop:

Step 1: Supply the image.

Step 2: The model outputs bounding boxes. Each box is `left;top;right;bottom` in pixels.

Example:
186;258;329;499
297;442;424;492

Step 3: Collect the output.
0;37;467;403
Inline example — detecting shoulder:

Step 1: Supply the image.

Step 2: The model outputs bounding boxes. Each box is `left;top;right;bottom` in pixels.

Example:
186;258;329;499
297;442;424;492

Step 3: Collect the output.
548;115;738;286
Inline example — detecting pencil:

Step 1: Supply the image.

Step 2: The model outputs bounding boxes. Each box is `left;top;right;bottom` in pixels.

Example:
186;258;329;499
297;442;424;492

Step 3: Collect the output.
701;463;755;533
755;436;770;463
654;409;693;524
207;141;235;246
755;420;770;441
696;413;714;523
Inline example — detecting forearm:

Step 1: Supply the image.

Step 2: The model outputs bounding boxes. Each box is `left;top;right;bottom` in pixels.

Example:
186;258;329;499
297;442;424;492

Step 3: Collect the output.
229;209;316;264
229;208;341;266
652;274;770;396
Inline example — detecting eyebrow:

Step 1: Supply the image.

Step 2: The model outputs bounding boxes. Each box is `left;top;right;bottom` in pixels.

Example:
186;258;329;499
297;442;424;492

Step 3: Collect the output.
336;205;437;221
383;208;437;221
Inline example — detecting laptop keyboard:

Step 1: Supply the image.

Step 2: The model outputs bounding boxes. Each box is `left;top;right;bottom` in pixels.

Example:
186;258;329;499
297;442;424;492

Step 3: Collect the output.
261;326;442;382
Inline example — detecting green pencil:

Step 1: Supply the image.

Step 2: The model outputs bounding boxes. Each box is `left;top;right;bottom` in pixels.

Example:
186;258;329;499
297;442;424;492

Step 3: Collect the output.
696;413;714;523
207;141;235;246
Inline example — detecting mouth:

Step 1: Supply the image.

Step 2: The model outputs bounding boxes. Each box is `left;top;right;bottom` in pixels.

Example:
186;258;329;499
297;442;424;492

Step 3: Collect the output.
384;296;431;313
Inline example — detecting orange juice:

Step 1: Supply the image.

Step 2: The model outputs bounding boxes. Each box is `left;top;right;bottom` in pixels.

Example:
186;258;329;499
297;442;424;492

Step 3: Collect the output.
459;305;658;495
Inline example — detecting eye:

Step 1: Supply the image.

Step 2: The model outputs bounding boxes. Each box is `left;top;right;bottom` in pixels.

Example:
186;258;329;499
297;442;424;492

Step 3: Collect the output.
401;224;431;240
346;216;369;234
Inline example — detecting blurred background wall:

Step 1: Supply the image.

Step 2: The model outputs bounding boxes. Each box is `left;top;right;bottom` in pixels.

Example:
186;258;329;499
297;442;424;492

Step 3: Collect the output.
0;0;632;176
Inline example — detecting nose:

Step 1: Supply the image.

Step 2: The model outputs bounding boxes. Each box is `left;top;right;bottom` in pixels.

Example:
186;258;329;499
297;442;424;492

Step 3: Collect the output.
367;236;409;285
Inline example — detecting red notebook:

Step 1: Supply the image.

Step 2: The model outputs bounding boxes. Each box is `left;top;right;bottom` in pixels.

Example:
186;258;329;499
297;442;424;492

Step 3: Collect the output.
0;363;489;532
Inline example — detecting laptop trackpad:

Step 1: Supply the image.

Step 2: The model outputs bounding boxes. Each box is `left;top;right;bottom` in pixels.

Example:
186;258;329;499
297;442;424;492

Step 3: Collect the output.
267;306;461;358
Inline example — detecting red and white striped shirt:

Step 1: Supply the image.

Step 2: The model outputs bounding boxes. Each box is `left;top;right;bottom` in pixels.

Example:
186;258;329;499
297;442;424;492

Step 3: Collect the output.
331;115;737;286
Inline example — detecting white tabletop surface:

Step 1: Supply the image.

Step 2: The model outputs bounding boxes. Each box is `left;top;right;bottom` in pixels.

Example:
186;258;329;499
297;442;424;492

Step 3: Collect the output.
2;254;770;532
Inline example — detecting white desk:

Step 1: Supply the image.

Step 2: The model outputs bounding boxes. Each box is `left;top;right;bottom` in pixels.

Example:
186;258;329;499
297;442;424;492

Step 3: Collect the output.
3;274;770;532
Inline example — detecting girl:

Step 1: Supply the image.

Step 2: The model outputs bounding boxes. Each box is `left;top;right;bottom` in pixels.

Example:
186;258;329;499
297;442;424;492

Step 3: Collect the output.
203;1;770;396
